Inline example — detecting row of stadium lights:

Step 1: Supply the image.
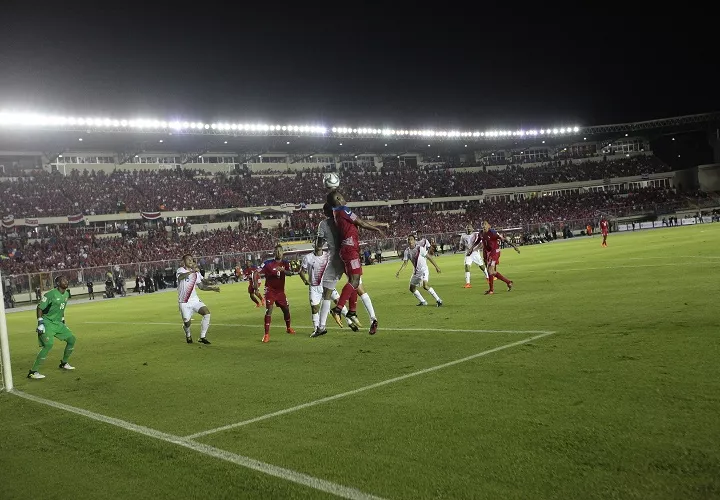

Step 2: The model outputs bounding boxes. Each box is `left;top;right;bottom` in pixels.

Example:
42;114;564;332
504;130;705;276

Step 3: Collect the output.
0;113;580;137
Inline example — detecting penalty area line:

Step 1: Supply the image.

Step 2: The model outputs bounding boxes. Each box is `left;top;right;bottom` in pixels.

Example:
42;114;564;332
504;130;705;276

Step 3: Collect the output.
185;331;555;439
9;390;386;500
84;321;554;335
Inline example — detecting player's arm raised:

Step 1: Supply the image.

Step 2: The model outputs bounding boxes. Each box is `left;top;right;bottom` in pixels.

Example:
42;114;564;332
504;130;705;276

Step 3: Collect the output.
354;217;388;238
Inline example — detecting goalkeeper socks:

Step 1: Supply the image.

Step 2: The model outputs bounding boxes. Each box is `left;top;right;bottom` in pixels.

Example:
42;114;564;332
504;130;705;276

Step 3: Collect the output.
465;272;471;284
62;335;75;362
427;287;441;302
200;314;210;338
360;293;376;320
412;289;426;303
311;312;319;329
318;299;332;329
264;314;272;334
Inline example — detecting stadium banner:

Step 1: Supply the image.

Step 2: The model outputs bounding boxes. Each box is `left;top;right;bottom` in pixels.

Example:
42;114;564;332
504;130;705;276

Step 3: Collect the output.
67;213;85;224
141;211;162;220
24;218;39;227
1;215;14;228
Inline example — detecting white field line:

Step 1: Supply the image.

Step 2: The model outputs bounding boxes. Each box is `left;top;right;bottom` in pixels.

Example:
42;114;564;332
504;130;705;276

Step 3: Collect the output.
185;332;555;439
84;321;554;335
523;262;720;273
10;389;385;500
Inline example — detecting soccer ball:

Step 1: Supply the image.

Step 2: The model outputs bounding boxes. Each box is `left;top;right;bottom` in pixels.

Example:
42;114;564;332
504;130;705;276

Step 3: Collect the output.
323;173;340;190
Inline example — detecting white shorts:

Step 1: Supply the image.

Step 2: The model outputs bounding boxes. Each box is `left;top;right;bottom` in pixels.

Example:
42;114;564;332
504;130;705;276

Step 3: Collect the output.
409;268;430;287
321;254;345;289
464;251;484;267
179;298;206;322
308;285;324;306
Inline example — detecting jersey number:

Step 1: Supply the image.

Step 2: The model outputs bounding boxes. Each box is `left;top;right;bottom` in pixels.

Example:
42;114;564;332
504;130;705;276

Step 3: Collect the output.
59;303;66;310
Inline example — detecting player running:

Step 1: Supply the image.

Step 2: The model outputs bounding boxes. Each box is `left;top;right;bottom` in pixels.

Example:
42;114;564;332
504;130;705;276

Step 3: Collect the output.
395;234;443;306
177;254;220;344
600;217;610;247
260;244;297;343
243;260;263;307
27;275;76;379
460;224;489;288
479;221;520;295
326;192;388;335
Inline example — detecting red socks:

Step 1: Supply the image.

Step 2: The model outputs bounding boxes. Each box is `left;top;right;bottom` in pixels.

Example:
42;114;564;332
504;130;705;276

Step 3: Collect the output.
264;314;272;334
337;282;355;309
495;272;511;284
349;289;358;313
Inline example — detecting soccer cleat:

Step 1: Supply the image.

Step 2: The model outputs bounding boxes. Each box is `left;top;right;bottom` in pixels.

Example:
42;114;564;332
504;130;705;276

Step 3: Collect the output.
255;302;262;308
484;290;494;295
348;321;359;332
27;370;45;379
463;283;472;288
310;328;327;338
186;336;193;344
507;281;513;292
369;319;378;335
286;328;296;335
416;302;427;306
198;337;211;344
262;333;270;343
59;362;75;370
346;311;362;328
329;307;344;328
436;300;443;307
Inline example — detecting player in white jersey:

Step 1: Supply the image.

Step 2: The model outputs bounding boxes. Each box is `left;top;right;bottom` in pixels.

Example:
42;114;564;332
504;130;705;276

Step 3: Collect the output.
313;203;378;337
460;224;489;288
299;242;355;332
396;234;443;306
176;254;220;344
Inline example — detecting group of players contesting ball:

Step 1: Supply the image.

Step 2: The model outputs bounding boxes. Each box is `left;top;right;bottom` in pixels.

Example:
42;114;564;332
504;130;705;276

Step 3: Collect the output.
27;186;613;380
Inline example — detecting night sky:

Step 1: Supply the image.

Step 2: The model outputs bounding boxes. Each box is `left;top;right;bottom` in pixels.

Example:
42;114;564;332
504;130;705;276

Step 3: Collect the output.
1;3;717;129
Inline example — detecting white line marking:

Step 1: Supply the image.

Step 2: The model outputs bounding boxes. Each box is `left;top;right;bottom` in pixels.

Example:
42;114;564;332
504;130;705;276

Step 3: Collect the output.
10;390;385;500
83;321;553;335
185;332;555;439
524;262;720;273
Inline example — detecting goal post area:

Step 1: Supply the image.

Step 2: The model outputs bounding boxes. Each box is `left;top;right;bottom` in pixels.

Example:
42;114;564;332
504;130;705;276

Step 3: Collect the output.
0;273;14;392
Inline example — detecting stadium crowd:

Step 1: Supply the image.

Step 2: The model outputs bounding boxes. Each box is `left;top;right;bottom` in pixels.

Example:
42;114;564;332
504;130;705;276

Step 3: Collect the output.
0;156;672;218
0;186;696;275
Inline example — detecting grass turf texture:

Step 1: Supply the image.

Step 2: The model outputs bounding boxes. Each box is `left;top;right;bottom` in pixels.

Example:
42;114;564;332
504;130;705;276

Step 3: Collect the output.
2;224;719;499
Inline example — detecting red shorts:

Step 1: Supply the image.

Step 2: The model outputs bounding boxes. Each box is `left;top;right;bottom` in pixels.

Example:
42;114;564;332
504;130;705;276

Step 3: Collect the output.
264;290;289;308
486;251;501;267
602;231;608;237
340;245;363;276
248;284;257;294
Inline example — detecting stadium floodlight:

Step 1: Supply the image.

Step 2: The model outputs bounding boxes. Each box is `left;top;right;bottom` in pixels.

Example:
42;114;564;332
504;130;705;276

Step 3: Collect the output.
552;128;559;134
560;128;566;134
211;123;217;130
331;127;337;132
574;126;580;132
204;124;209;129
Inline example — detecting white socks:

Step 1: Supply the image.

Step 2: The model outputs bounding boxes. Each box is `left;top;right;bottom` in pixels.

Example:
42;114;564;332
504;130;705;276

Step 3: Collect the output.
318;299;332;329
412;289;427;304
360;293;376;320
465;271;471;284
312;312;319;329
200;314;210;338
482;267;489;279
427;287;441;302
183;324;191;338
331;289;340;301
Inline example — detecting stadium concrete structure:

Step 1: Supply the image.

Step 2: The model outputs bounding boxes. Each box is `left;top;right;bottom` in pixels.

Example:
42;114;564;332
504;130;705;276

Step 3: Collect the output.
1;111;719;227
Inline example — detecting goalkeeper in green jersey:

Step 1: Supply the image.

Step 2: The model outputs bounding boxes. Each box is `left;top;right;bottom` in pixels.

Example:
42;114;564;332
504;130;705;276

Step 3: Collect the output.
27;275;76;380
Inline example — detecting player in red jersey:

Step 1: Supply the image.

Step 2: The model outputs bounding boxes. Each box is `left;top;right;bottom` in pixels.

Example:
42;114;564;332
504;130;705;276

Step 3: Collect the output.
600;217;610;247
326;190;388;335
243;260;263;307
479;220;520;295
260;244;297;343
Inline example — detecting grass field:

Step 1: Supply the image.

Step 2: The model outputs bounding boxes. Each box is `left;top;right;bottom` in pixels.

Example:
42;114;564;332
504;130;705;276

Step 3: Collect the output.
2;225;720;499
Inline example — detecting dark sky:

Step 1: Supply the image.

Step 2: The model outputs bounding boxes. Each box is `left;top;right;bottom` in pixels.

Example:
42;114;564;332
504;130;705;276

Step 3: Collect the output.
0;2;717;129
